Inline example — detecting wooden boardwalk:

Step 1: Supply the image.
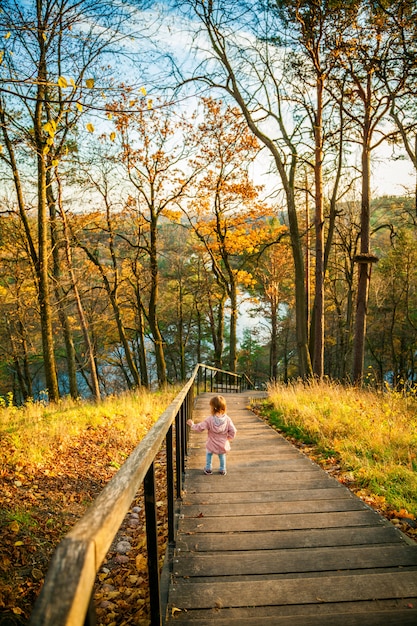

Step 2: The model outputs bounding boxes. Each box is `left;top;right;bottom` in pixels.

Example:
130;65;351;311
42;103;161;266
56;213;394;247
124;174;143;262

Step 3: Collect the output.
165;392;417;625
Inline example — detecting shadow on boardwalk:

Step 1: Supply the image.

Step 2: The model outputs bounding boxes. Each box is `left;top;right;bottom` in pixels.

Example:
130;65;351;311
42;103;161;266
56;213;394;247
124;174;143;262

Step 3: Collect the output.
166;392;417;625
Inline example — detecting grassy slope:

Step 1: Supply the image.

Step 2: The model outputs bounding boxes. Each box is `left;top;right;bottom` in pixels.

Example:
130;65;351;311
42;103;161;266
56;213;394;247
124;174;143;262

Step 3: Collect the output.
0;387;178;624
259;381;417;527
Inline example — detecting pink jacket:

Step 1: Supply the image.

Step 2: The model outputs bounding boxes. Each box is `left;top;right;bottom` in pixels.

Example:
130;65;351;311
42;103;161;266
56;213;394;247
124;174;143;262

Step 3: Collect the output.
190;413;237;454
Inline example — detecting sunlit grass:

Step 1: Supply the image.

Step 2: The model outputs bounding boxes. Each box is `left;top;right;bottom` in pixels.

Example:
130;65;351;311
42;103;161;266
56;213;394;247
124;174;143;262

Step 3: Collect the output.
264;380;417;516
0;386;180;469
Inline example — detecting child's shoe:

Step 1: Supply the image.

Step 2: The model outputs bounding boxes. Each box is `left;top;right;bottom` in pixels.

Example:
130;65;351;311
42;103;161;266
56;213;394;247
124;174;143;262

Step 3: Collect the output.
204;468;212;475
219;469;227;475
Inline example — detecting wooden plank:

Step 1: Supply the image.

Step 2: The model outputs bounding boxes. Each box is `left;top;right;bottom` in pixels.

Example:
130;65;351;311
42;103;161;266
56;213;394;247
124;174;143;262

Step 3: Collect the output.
183;487;353;505
186;475;338;493
181;498;366;518
173;545;417;577
176;526;406;552
168;599;417;625
169;571;417;610
167;608;417;626
178;509;384;533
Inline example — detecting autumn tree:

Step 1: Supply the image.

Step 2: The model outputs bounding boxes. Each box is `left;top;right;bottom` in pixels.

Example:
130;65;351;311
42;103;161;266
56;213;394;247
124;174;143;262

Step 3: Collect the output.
71;150;144;390
180;0;315;377
0;213;39;402
271;0;358;378
249;221;293;381
0;0;132;400
185;98;275;372
109;93;200;384
327;1;411;383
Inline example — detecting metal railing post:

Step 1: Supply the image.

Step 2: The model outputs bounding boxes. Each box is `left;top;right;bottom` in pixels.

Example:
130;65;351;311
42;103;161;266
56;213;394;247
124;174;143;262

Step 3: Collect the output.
180;402;187;475
83;594;97;626
166;426;175;545
175;411;183;499
144;463;161;626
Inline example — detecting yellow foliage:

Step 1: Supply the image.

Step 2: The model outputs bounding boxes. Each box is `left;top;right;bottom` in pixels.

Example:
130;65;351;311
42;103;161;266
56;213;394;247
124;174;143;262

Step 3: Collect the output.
57;76;68;89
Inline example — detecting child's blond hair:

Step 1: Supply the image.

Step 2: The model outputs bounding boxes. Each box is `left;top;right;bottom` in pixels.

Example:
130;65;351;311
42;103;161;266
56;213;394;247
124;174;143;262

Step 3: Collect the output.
210;395;227;414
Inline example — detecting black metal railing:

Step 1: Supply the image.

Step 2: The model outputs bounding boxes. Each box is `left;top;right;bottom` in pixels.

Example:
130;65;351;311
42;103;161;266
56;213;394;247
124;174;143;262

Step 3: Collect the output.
196;363;254;394
29;364;252;626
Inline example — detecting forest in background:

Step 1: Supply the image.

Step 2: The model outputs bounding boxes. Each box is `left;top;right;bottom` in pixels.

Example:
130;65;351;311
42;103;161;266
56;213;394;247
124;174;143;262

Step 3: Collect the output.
1;0;417;402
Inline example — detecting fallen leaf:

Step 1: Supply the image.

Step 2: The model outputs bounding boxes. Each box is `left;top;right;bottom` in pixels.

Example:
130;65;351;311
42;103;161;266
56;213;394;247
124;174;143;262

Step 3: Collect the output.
9;520;19;533
135;554;147;571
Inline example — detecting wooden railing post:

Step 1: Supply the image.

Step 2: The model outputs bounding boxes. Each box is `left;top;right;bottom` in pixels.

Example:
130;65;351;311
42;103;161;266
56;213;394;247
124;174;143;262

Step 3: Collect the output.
144;462;161;626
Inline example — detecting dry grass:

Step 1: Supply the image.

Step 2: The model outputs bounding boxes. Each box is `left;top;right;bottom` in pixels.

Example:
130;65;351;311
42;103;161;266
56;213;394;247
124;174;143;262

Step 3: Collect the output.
265;380;417;517
0;386;179;470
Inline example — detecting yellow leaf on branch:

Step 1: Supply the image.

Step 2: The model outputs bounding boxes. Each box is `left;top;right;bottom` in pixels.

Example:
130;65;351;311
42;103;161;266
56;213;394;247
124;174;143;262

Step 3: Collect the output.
85;78;95;89
86;123;94;133
76;102;83;112
57;76;68;89
43;120;56;137
5;32;11;39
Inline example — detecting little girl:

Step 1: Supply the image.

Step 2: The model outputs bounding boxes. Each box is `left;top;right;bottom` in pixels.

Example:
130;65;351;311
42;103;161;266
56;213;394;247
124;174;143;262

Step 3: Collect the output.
187;395;237;475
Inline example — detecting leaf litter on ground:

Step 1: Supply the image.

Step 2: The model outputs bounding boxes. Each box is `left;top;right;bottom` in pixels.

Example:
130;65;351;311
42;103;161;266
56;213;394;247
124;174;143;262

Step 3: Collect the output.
0;416;170;625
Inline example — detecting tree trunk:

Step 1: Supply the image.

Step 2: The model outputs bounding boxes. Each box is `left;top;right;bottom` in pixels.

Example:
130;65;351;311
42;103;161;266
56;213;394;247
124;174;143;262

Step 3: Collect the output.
149;214;167;384
34;29;59;401
213;293;226;368
228;282;238;373
135;287;149;388
352;137;372;384
270;298;278;381
312;76;324;378
59;196;101;401
47;170;78;398
286;190;313;379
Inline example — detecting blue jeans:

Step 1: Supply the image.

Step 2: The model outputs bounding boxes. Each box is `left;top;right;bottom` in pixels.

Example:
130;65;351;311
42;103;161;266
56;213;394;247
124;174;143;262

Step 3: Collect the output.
206;451;226;471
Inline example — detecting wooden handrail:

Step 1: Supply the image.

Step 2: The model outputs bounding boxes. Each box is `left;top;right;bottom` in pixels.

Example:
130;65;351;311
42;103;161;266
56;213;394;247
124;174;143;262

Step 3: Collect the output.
29;364;250;626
